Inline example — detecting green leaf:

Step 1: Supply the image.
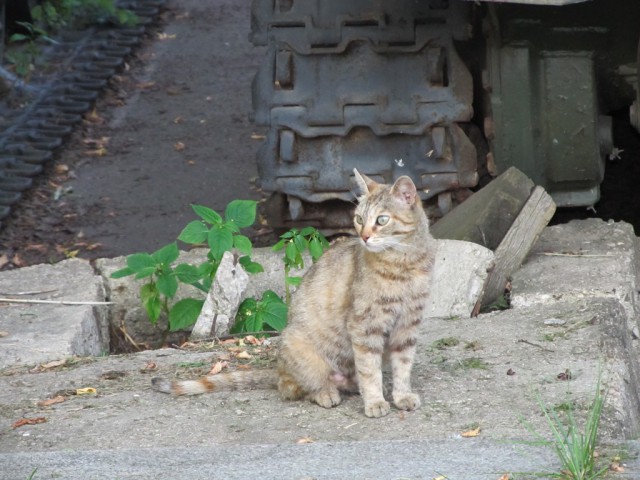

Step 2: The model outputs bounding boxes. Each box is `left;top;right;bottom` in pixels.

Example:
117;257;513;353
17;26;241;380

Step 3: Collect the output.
224;200;257;228
232;298;259;334
239;256;264;274
174;263;201;284
110;266;134;279
134;267;157;280
156;272;178;298
126;253;156;272
233;234;253;255
293;234;308;255
9;33;31;43
309;237;323;260
198;261;217;279
140;283;161;323
285;241;298;262
281;230;296;239
299;226;316;237
178;220;208;244
208;224;234;260
258;293;288;331
192;204;222;225
286;275;302;287
169;298;204;331
272;238;286;251
152;242;179;265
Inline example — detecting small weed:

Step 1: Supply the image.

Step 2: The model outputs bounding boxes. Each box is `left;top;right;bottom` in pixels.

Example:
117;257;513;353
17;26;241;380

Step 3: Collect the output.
455;357;489;371
432;337;460;349
481;293;510;313
27;468;37;480
177;361;209;369
553;401;576;413
464;340;481;351
272;226;330;305
522;377;608;479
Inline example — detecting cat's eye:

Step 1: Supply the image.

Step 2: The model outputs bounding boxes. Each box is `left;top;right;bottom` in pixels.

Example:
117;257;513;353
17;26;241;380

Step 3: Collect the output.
376;215;390;226
354;214;364;225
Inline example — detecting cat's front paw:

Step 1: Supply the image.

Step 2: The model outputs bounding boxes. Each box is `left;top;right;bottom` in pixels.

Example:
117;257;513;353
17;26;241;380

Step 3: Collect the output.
311;387;342;408
393;392;421;411
364;400;391;418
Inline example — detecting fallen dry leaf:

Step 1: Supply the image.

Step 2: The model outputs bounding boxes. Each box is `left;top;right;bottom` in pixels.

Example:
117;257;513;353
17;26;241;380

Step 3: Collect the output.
506;368;516;376
244;335;263;346
84;147;108;157
235;351;252;360
174;141;186;152
0;254;8;269
38;395;67;407
84;108;104;124
173;115;184;124
433;477;447;480
557;369;572;381
136;81;156;89
461;426;481;438
208;360;229;375
76;387;97;396
12;417;47;429
54;164;69;175
0;331;8;338
11;253;24;267
610;462;625;473
296;437;314;444
219;338;237;345
82;137;110;148
497;475;510;480
157;32;176;40
41;359;68;370
140;361;157;373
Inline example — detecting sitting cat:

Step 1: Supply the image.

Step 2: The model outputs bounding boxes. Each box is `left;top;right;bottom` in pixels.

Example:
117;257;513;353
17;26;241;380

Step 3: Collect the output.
152;169;436;418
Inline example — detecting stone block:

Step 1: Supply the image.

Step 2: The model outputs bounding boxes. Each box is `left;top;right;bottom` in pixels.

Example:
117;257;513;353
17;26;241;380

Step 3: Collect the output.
0;258;109;367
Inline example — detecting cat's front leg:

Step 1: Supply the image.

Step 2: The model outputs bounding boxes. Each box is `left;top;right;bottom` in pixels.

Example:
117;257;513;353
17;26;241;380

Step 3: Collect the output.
389;324;421;411
352;342;390;418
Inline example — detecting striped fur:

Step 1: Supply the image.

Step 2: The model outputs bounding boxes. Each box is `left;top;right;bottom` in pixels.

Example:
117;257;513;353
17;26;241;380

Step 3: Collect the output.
152;169;435;418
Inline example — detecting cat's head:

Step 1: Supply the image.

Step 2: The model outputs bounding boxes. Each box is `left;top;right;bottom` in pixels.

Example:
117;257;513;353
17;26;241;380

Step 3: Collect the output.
352;169;426;252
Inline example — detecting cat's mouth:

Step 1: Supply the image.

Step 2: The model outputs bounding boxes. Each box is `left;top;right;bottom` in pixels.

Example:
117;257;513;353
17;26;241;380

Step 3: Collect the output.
361;239;387;253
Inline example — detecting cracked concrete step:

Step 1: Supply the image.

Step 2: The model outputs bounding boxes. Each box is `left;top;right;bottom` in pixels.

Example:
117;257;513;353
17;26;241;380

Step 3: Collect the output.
0;258;109;368
0;439;562;480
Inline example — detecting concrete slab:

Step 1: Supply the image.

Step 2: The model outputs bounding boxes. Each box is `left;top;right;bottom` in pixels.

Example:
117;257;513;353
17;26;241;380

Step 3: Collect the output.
0;295;638;477
0;258;109;368
512;219;639;321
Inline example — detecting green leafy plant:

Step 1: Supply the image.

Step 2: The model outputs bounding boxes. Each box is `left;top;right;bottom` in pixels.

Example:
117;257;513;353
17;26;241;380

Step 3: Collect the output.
32;0;138;30
5;0;137;78
111;200;263;334
111;201;332;340
272;226;330;305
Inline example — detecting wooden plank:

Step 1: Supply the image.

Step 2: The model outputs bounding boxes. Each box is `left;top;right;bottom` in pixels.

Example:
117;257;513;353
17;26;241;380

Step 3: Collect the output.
430;167;534;250
476;185;556;311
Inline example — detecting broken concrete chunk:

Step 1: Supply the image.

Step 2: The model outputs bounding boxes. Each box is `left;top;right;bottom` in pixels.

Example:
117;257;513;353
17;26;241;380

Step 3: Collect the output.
425;240;494;319
190;251;249;340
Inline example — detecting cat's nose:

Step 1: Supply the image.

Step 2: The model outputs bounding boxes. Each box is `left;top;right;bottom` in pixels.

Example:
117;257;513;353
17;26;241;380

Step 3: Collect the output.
362;234;370;243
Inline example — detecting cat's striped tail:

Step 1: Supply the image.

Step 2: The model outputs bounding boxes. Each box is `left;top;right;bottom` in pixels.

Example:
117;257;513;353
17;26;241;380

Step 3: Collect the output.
151;370;279;396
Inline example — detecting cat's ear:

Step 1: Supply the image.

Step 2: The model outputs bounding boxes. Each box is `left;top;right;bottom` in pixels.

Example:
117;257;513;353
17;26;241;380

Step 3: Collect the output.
353;169;379;195
391;176;418;206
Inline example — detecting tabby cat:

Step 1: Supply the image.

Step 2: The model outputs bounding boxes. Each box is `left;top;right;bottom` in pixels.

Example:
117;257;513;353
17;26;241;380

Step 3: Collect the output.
152;169;436;418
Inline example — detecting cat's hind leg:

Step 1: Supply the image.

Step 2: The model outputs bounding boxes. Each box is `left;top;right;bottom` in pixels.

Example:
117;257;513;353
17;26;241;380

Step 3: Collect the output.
277;337;342;408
